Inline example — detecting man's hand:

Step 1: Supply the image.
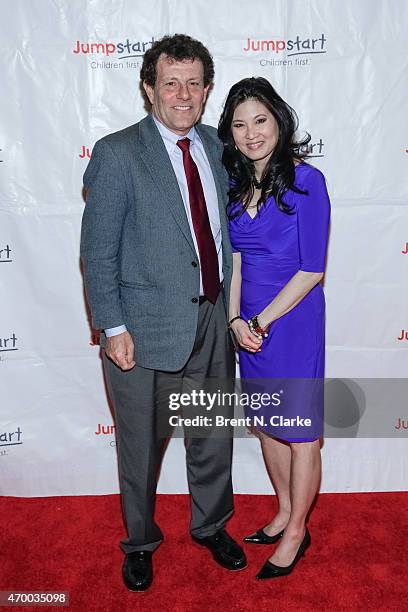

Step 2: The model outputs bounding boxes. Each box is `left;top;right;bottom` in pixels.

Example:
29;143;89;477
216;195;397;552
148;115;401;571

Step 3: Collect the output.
105;331;136;370
231;319;262;353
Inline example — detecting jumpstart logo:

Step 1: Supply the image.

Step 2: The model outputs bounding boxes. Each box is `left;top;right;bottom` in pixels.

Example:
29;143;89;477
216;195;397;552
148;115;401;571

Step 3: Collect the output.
79;145;91;159
397;328;408;341
0;426;23;448
243;33;327;67
0;332;18;354
95;422;116;447
0;244;12;262
73;37;155;70
299;137;325;159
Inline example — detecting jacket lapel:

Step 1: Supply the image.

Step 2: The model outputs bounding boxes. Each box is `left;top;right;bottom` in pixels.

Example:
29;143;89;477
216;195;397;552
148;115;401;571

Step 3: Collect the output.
137;115;231;266
138;115;196;254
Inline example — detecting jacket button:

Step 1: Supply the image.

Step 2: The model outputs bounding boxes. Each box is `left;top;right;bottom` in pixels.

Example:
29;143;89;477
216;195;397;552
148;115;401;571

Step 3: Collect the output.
191;261;198;267
191;297;198;303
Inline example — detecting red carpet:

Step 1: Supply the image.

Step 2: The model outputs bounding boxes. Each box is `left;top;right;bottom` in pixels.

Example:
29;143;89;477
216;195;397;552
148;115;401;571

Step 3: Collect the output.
1;493;406;611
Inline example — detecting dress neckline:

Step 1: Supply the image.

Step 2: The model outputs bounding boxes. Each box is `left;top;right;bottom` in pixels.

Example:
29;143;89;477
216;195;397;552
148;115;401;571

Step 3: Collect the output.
242;162;306;222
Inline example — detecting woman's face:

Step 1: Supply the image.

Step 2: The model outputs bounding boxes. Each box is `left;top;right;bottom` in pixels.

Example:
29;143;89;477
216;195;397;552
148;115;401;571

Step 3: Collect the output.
231;98;279;165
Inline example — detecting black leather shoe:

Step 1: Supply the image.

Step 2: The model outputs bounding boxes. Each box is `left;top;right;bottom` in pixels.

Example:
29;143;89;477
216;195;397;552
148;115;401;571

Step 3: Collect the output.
256;528;311;579
122;551;153;591
194;529;247;571
244;527;284;544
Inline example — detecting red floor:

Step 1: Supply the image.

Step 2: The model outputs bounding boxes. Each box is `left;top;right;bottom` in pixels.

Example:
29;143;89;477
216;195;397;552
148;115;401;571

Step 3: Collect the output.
1;493;406;611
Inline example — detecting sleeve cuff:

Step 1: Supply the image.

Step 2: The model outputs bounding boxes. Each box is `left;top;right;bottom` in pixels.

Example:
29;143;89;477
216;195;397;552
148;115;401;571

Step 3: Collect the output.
105;325;127;337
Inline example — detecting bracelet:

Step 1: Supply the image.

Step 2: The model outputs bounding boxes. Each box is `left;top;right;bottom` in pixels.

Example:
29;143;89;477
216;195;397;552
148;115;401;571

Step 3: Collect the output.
248;315;269;338
228;315;243;329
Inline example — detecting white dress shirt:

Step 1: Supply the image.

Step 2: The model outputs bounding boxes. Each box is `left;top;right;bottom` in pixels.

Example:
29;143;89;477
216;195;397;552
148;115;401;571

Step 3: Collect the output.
105;115;223;338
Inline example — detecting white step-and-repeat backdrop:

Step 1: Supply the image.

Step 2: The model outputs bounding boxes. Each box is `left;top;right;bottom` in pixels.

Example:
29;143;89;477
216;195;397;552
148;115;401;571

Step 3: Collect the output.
1;0;407;496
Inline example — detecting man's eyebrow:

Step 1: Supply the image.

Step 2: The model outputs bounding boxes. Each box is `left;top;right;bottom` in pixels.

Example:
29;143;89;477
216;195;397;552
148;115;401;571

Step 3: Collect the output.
160;75;203;81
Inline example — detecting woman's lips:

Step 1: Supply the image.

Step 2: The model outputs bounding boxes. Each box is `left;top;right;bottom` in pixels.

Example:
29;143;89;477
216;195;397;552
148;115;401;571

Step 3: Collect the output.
246;141;264;150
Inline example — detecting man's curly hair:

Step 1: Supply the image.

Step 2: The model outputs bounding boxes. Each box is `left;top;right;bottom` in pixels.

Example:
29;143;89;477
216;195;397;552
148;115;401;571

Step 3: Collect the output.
141;33;214;87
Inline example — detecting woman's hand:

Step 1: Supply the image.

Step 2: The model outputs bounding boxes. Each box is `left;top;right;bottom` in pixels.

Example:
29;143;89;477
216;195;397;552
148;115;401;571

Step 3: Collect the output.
231;319;263;352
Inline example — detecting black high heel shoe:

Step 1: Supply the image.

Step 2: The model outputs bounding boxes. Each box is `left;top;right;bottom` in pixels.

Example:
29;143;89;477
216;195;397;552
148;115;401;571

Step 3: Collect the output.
243;527;285;545
256;528;311;579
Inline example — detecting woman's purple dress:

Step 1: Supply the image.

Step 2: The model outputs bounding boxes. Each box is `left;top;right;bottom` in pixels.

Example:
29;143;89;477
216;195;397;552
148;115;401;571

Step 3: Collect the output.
229;163;331;442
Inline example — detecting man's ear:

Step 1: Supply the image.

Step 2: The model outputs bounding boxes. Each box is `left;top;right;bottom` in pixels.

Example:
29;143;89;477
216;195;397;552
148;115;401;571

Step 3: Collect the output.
143;82;154;106
202;84;211;104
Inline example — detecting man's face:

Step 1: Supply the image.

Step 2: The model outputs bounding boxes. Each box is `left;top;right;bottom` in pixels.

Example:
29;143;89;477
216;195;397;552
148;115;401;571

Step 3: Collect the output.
143;54;210;136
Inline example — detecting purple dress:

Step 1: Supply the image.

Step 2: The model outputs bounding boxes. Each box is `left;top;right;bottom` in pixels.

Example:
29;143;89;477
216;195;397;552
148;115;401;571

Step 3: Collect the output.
229;163;331;442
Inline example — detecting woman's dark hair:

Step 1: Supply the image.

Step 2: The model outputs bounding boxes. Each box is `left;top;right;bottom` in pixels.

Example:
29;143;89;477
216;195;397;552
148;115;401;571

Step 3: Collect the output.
218;77;310;217
141;34;214;87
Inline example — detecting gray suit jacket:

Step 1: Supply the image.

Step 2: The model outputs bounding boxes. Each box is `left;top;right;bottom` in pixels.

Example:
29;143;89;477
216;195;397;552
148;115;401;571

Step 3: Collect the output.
80;114;233;371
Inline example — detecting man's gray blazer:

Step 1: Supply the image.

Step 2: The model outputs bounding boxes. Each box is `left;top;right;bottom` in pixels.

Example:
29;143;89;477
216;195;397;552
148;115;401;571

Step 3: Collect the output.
80;114;233;371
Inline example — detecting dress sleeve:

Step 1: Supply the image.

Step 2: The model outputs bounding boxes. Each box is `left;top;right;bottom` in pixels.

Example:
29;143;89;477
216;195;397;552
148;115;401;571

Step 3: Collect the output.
296;167;331;273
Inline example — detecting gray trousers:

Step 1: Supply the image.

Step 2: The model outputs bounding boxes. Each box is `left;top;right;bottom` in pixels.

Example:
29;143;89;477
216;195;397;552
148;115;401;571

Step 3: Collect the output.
102;293;235;553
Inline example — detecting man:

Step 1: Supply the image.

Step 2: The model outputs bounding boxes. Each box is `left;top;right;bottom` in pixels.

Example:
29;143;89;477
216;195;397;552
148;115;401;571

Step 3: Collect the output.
80;34;246;592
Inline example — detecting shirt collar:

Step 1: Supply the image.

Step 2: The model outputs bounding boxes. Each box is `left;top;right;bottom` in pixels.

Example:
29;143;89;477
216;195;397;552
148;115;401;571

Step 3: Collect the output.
152;114;198;155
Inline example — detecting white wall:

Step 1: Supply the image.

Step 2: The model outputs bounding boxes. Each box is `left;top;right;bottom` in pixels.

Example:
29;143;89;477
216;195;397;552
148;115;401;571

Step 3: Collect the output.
1;0;407;496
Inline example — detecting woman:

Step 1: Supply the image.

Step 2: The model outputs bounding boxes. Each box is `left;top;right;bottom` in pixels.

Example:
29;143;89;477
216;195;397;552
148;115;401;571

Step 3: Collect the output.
218;77;330;579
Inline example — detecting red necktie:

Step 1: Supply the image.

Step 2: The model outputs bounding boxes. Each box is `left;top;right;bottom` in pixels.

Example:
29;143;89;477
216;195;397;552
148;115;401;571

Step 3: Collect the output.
177;138;220;304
